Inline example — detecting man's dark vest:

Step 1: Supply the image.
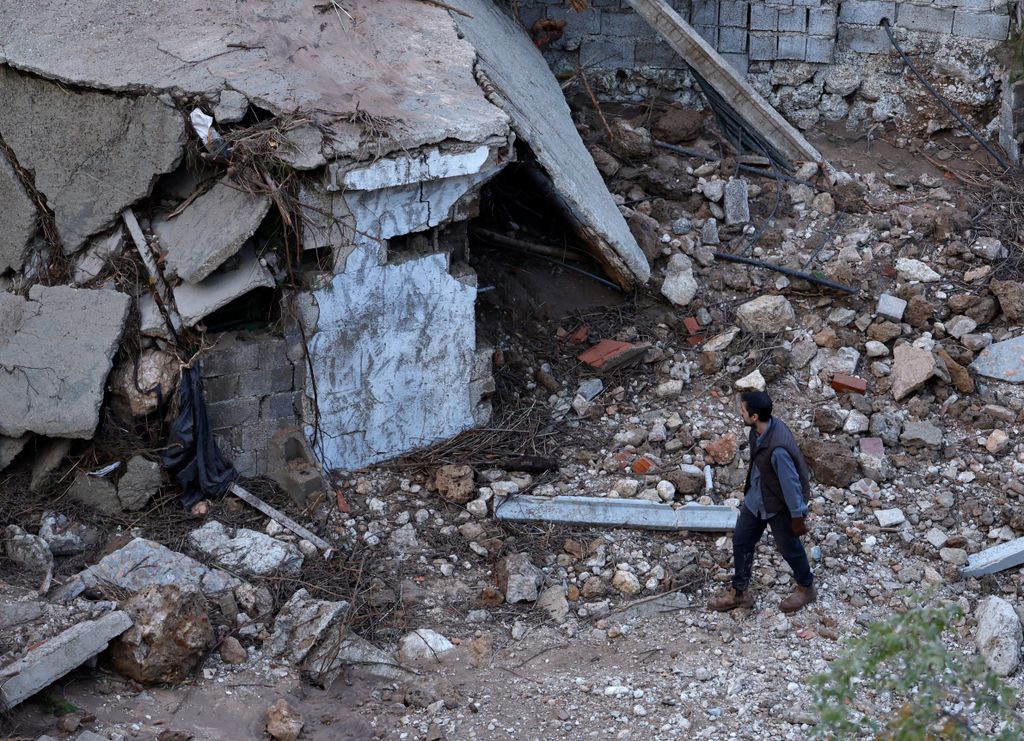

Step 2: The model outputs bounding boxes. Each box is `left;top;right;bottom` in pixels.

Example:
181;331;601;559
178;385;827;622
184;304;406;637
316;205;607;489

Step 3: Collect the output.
744;418;812;514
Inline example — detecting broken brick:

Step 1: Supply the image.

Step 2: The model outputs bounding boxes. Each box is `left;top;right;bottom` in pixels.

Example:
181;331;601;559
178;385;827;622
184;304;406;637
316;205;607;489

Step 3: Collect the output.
577;339;649;372
832;373;867;395
631;456;655;475
682;316;700;334
569;325;590;344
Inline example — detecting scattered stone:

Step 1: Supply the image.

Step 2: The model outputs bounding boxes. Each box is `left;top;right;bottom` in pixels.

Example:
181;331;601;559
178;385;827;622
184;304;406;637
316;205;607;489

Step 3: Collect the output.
266;699;304;741
940;547;968;565
986;429;1011;454
38;511;99;556
972;237;1007;260
900;420;943;449
3;525;53;583
188;521;304;577
971;336;1024;382
267;589;348;664
704;434;737;465
398;629;455;663
723;179;750;225
735;295;795;334
612;569;641;595
0;286;130;439
652;108;703;144
67;473;121;516
537;585;570;622
219;636;247;664
701;218;720;245
661;254;698;306
891;344;938;401
435;464;475;505
111;349;178;418
608;118;652;158
110;585;214;684
874;508;905;528
388;523;421;557
734;369;766;391
495;553;543;603
945;315;977;340
935;348;975;394
801;439;858;487
117;455;162;511
990;280;1024;321
895;258;941;282
975;596;1022;677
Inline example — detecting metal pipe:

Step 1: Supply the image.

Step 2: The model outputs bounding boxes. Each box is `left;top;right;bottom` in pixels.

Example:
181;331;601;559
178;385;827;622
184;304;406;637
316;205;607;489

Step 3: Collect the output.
713;251;858;294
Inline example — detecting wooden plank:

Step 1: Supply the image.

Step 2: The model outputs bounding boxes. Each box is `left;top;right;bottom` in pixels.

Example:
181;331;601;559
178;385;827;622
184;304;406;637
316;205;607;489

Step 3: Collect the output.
622;0;827;167
493;494;737;531
229;483;334;558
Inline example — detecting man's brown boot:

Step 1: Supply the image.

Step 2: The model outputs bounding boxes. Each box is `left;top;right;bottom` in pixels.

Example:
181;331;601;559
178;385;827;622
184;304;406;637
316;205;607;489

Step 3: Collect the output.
779;585;816;613
708;587;754;611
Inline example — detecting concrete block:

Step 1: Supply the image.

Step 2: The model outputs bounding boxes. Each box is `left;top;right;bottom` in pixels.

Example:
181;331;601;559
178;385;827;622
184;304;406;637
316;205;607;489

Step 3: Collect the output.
963;537;1024;577
201;374;240;401
805;36;836;62
792;0;821;6
722;52;750;73
778;6;808;31
807;7;838;34
634;39;683;67
0;611;132;711
207;397;259;429
719;0;749;26
202;335;261;376
897;4;954;33
237;366;293;397
690;0;719;25
749;32;778;59
751;5;779;29
777;33;808;59
601;10;657;38
838;0;896;25
952;11;1010;39
694;24;719;46
258;338;289;370
545;5;602;35
718;25;749;52
838;25;891;52
267;427;327;506
262;392;298;420
580;36;636;68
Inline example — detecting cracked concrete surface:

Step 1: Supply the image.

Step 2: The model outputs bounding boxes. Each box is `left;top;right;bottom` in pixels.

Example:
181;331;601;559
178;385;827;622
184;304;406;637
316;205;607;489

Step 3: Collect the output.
0;148;37;273
0;285;130;439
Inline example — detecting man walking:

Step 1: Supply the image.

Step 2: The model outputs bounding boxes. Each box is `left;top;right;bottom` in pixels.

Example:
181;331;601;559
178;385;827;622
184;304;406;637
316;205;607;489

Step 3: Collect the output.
708;391;816;613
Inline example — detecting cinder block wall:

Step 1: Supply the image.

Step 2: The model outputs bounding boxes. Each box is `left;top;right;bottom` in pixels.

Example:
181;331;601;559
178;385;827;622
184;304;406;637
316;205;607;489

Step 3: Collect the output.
516;0;1010;74
201;331;305;477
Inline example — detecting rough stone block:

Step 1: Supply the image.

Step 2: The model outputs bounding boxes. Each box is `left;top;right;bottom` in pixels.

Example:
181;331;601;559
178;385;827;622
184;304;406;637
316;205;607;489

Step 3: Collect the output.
805;36;836;62
0;286;129;439
207;398;259;429
719;25;749;52
751;5;779;29
694;24;719;45
838;0;896;24
807;7;838;34
690;0;720;25
778;6;808;31
777;33;808;59
749;32;778;59
719;0;749;26
0;67;184;254
579;36;635;68
952;11;1010;39
897;4;954;33
837;25;891;53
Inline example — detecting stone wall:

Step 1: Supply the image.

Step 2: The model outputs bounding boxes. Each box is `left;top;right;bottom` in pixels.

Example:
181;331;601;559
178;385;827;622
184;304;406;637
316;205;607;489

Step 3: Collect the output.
201;330;305;477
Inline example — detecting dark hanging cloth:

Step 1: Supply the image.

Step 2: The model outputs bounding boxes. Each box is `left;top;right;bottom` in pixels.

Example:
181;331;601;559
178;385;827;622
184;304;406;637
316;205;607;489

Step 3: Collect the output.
162;366;238;508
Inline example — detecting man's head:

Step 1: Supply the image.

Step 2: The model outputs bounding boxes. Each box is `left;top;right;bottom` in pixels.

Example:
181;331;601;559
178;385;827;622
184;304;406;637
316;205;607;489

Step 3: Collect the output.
739;391;773;427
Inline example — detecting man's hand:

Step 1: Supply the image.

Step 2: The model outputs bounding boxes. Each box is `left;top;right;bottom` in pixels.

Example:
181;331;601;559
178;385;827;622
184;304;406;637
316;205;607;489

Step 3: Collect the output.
791;516;808;537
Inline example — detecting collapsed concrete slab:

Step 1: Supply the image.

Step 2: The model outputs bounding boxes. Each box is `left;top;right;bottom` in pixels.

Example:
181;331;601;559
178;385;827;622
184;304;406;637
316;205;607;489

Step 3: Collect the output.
0;285;130;439
173;246;275;327
0;150;37;273
0;610;132;711
451;0;650;288
0;67;185;254
154;179;271;283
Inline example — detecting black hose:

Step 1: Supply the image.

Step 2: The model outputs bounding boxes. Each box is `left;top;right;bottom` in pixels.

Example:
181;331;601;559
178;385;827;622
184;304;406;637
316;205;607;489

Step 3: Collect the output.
714;251;858;294
881;18;1014;172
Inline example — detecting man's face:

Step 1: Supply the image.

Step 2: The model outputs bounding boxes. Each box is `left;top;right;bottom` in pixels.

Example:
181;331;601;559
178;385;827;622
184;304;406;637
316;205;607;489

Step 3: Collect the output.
740;401;757;427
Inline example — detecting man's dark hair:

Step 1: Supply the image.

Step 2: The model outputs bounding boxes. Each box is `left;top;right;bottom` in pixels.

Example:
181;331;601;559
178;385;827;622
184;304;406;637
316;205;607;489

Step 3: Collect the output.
740;391;773;422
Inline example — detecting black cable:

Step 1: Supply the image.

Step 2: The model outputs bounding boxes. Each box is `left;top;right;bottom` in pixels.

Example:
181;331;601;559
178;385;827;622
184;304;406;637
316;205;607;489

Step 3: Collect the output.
881;18;1014;172
714;251;857;294
803;211;845;270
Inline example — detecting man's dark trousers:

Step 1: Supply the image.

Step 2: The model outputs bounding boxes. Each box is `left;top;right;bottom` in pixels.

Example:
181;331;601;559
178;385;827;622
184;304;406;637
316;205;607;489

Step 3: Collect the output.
731;505;813;592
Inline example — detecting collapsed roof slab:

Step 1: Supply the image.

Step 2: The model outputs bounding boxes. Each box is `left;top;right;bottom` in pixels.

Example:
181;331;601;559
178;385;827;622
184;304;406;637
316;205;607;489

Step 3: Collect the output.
0;286;130;439
449;0;651;289
0;66;185;254
0;0;509;162
173;246;275;327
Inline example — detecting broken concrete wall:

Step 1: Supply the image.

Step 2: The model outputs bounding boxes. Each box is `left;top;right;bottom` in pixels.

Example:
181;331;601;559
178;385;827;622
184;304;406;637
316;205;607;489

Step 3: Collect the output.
516;0;1011;131
201;332;304;477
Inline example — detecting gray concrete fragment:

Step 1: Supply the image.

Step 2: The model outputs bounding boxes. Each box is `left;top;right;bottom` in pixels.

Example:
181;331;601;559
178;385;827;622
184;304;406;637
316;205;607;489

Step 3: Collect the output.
971;336;1024;382
187;521;304;577
173;246;275;327
608;592;691;624
72;229;125;286
494;494;737;531
452;0;650;287
0;150;37;273
155;179;271;284
277;124;328;170
66;473;120;516
0;610;131;711
38;511;100;556
963;537;1024;577
723;179;750;225
0;67;184;253
267;588;348;665
29;438;71;492
0;286;130;439
55;537;241;602
0;434;30;472
117;456;162;510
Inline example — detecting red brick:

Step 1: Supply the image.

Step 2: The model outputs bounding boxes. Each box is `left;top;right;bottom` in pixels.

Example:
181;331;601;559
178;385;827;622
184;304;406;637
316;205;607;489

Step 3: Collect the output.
569;325;590;344
577;339;649;372
683;316;700;334
832;373;867;395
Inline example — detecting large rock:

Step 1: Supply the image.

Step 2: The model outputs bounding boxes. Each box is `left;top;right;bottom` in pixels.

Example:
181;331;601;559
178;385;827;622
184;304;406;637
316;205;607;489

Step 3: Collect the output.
267;588;348;664
55;537;241;602
495;553;543;603
266;699;304;741
975;596;1022;677
651;107;703;144
109;585;214;684
990;280;1024;321
0;66;184;253
435;464;475;505
188;521;304;578
971;336;1024;382
800;439;858;487
155;179;271;284
0;286;130;439
111;349;179;418
900;420;943;449
661;253;698;307
735;295;796;334
890;344;938;401
895;258;941;282
397;629;455;663
0;150;37;273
